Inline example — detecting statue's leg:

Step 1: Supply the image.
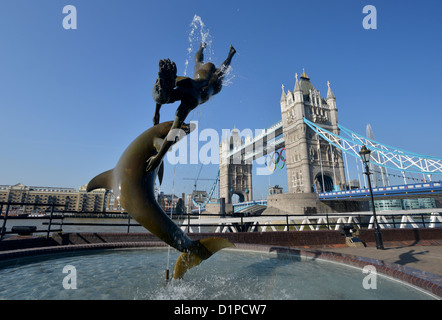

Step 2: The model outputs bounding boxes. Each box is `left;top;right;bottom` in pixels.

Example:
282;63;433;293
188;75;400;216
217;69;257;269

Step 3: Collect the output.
209;45;236;95
146;100;197;173
194;42;206;64
153;103;161;125
216;45;236;77
194;42;207;75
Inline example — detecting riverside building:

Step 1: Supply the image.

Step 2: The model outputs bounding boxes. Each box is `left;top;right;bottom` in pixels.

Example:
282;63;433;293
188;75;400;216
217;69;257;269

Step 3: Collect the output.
0;183;115;214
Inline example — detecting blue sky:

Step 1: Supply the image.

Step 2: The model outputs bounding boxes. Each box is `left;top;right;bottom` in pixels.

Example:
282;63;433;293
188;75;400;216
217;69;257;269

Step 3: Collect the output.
1;0;441;200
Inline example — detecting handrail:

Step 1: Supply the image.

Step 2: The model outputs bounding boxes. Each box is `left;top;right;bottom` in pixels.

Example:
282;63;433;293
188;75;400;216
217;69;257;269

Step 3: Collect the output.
1;201;441;240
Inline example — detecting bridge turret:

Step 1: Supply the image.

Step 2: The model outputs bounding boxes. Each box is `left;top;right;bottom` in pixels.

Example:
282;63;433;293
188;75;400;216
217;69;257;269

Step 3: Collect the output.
327;81;338;126
219;127;253;205
278;70;347;195
280;84;287;110
326;80;335;101
293;73;303;103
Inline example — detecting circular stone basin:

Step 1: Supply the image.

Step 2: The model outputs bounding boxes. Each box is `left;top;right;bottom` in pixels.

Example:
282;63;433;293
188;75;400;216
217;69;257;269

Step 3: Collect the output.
0;248;436;300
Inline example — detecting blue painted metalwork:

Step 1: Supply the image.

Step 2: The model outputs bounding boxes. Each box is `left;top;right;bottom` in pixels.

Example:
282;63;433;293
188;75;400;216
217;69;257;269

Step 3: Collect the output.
191;170;220;208
318;181;442;200
232;200;268;213
303;117;442;175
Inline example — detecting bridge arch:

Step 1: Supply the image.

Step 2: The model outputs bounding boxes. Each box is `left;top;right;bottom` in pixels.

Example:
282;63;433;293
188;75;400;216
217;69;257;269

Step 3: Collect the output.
315;173;334;193
231;191;245;204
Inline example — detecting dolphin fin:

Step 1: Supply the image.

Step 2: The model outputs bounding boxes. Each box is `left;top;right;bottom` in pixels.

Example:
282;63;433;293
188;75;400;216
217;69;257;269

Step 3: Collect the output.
87;169;114;192
172;237;235;279
158;161;164;185
172;252;203;280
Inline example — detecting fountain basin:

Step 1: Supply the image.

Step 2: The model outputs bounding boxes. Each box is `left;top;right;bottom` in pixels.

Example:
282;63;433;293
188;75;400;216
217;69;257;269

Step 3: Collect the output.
0;243;438;300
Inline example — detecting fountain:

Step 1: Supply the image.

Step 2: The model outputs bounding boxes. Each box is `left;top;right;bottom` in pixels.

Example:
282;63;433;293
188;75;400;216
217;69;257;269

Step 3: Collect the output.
86;14;236;280
0;247;436;300
1;16;439;302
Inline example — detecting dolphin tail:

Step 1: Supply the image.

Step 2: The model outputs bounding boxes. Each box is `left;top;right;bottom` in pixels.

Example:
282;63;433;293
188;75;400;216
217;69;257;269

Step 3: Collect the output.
87;169;114;192
172;237;235;279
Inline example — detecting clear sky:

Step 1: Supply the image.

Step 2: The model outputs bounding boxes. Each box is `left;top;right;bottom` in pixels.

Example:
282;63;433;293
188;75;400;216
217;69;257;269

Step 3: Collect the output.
1;0;441;200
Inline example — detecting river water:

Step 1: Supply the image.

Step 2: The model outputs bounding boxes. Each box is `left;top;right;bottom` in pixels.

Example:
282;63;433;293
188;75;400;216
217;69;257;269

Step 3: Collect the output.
2;217;148;235
1;216;216;236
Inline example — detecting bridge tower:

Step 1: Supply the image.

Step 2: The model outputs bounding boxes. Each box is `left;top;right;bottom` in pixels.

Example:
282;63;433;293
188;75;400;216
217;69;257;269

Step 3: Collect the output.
219;128;253;204
280;70;347;194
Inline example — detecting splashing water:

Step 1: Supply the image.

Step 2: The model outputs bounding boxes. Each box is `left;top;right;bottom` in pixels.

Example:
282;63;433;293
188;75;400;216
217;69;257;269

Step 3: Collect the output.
184;14;213;76
183;15;236;122
0;248;435;300
220;64;235;87
183;14;235;87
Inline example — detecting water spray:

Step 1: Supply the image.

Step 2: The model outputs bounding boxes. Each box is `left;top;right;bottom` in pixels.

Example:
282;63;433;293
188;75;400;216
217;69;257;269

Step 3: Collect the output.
184;14;213;76
165;164;177;281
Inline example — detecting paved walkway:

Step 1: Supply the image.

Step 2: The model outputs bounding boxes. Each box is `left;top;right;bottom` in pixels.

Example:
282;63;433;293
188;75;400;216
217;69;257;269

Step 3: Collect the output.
322;244;442;276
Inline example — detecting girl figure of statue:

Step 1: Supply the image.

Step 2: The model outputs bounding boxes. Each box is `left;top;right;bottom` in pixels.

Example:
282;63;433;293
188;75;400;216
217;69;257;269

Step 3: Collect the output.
147;43;236;172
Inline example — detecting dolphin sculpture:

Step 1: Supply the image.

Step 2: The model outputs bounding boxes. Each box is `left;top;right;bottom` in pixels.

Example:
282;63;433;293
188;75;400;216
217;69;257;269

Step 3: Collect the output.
87;121;234;279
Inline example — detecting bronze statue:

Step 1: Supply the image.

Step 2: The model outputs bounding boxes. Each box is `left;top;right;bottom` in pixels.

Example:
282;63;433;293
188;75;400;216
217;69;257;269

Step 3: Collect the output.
87;43;236;280
87;121;234;279
147;43;236;173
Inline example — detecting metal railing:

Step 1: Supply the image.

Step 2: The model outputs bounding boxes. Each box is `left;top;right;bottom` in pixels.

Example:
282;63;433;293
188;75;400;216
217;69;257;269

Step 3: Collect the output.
1;201;441;240
178;209;442;233
0;201;132;241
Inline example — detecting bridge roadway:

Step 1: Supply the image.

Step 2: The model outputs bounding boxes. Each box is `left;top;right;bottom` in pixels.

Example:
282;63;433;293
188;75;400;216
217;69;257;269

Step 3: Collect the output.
226;121;284;161
229;181;441;214
318;181;442;201
180;208;442;233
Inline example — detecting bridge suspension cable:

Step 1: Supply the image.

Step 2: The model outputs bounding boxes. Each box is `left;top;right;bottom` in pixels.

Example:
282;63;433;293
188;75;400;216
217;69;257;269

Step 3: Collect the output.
191;170;220;208
303;117;442;176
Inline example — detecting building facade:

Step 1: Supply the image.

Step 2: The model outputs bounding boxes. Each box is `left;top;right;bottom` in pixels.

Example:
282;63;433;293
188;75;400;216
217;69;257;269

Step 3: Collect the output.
0;183;188;215
0;183;113;214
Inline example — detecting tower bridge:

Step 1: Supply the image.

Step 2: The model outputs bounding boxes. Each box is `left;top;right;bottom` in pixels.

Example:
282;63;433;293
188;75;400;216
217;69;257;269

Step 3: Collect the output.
213;69;442;214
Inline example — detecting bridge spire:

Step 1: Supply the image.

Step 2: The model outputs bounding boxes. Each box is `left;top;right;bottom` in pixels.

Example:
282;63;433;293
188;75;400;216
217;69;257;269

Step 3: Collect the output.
327;81;335;100
281;84;286;100
294;73;301;92
301;68;309;79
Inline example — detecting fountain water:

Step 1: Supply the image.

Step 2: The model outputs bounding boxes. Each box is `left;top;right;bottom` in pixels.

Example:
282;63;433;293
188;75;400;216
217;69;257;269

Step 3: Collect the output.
0;248;436;300
184;14;235;85
181;14;235;131
184;14;214;76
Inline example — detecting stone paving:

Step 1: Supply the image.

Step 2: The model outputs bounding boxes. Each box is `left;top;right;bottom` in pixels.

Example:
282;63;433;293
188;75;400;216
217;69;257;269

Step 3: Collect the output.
321;243;442;276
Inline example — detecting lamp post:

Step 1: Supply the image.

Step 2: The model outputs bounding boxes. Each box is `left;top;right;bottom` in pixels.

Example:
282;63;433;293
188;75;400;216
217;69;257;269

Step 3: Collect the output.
359;144;384;250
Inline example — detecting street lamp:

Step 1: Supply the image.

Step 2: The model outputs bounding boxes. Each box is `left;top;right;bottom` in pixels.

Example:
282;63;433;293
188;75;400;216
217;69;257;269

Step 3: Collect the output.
359;144;384;250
